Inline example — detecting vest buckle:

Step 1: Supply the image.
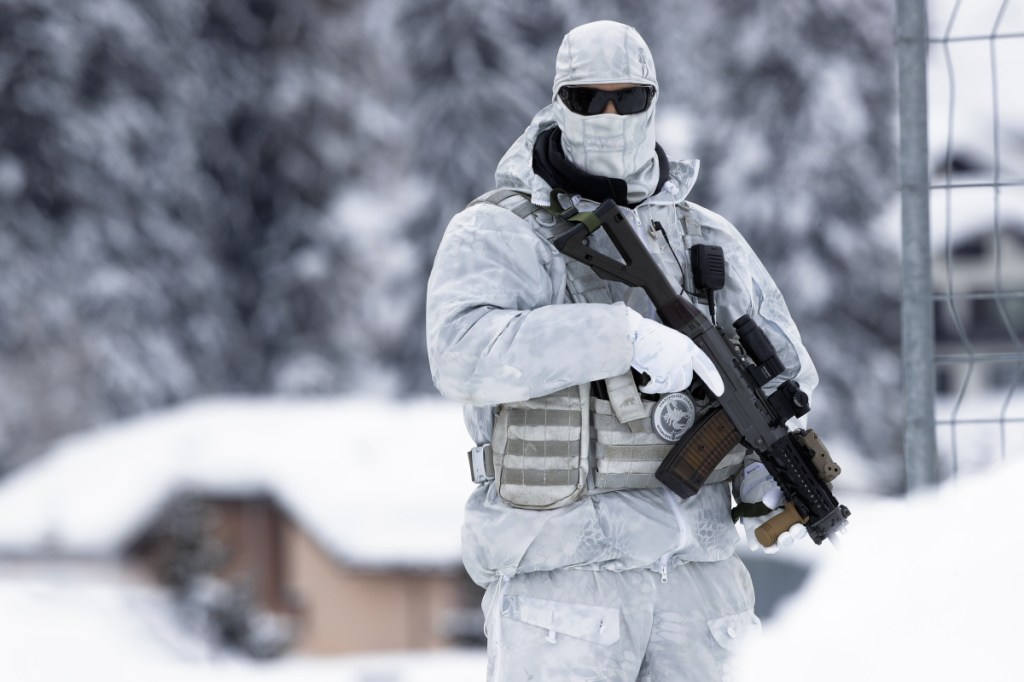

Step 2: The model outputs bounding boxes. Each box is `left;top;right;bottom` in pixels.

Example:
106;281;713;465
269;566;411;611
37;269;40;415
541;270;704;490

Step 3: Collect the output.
468;444;495;483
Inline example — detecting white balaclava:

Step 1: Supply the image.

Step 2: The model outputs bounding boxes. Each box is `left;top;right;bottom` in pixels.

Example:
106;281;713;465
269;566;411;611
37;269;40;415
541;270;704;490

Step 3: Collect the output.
552;21;660;204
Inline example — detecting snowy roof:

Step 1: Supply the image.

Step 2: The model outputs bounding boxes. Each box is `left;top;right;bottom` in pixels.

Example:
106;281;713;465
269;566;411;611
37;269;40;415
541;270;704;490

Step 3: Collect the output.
872;151;1024;256
0;396;477;569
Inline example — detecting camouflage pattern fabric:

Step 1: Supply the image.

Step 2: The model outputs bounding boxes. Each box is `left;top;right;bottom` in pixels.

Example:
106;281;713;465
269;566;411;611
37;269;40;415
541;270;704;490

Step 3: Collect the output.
426;100;818;586
425;19;817;680
483;556;760;681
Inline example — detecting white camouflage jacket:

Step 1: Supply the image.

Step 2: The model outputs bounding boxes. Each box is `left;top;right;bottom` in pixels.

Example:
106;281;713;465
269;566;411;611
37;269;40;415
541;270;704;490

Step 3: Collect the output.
426;104;818;588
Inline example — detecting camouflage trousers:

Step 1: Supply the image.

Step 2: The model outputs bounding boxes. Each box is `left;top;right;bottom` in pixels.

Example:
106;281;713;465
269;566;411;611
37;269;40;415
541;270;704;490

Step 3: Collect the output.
482;555;760;682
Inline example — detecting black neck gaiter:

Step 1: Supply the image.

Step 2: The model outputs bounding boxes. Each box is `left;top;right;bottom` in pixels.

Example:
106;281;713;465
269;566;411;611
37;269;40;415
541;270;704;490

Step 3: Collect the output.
532;126;669;208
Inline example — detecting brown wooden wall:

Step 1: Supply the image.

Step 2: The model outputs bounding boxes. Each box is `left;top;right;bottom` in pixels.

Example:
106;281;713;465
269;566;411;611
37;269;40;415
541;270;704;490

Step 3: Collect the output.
283;518;464;654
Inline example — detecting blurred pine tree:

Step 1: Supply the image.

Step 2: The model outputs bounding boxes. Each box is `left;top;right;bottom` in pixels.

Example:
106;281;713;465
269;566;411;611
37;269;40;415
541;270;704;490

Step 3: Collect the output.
0;0;902;485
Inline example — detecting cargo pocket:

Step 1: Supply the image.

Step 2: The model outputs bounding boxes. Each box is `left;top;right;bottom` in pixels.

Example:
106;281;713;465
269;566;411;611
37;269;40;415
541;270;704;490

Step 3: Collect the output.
707;610;761;655
492;385;590;510
502;595;621;646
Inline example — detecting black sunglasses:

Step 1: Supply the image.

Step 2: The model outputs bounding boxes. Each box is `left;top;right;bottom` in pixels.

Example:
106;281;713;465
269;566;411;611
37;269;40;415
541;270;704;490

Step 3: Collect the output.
558;85;655;116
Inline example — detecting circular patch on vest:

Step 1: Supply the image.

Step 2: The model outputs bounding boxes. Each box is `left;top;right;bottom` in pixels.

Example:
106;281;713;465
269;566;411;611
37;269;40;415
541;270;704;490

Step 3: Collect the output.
653;392;697;442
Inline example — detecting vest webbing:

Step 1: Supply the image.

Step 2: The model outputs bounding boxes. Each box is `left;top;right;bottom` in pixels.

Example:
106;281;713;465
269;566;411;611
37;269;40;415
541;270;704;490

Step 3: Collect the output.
471;189;744;497
470;189;614;308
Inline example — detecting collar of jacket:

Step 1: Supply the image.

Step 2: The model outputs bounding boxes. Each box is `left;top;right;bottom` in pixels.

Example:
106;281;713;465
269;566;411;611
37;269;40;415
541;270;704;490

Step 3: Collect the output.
531;126;669;209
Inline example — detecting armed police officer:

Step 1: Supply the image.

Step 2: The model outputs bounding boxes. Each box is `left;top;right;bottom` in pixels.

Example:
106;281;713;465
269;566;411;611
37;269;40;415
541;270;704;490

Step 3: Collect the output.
426;20;816;681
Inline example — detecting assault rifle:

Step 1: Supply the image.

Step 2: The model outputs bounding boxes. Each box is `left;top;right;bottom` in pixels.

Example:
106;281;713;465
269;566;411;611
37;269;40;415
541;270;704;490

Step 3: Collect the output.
551;199;850;546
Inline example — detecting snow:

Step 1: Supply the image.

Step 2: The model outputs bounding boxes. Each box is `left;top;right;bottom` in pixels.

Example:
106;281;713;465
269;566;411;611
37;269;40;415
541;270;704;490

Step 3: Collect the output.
935;392;1024;478
1;394;1020;680
0;1;1018;678
735;459;1024;682
3;451;1021;680
0;560;488;681
0;395;488;678
0;396;476;568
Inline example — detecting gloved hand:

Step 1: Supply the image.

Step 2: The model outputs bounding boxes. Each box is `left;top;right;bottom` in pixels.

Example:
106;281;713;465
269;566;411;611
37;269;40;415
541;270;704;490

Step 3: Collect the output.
626;308;725;396
738;461;807;554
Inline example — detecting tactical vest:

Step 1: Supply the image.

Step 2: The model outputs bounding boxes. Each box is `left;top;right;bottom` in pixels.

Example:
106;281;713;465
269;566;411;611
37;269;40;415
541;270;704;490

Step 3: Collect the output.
469;189;746;510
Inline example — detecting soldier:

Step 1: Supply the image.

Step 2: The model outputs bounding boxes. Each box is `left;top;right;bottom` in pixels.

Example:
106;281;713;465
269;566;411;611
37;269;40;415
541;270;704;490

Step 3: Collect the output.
426;20;814;681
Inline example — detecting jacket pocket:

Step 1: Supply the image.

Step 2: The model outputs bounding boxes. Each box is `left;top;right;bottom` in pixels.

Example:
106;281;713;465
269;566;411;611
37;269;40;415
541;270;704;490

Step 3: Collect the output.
502;595;621;646
706;610;762;654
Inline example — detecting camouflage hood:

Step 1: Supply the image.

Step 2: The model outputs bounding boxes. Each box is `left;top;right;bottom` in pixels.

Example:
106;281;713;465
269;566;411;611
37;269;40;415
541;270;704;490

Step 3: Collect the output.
552;20;660;203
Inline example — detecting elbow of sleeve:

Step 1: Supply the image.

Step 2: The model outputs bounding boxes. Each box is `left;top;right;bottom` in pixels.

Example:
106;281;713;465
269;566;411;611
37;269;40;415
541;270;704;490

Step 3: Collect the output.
430;350;524;406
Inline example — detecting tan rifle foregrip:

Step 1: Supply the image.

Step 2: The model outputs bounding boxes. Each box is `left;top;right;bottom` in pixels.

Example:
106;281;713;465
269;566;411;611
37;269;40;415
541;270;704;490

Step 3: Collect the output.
754;502;809;548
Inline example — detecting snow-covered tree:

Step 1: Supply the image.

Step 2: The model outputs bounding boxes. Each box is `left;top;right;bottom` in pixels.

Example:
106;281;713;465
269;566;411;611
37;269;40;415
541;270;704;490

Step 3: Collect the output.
0;0;902;485
663;0;904;482
0;0;392;469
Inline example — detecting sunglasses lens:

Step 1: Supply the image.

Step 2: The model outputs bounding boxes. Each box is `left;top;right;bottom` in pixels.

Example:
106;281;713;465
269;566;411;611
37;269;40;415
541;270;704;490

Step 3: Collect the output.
614;87;654;114
559;87;598;114
559;86;654;116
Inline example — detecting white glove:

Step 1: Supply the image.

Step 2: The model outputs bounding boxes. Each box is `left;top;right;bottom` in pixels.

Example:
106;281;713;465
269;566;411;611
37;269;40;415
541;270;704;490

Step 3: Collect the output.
627;308;724;396
738;462;807;554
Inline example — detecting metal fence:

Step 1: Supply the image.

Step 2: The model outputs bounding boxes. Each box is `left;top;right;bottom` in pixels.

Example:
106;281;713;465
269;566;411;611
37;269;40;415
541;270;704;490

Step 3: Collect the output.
898;0;1024;489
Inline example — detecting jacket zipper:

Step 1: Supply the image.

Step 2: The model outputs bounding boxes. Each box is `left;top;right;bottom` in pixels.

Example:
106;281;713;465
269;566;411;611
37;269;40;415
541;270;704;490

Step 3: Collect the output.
659;488;690;583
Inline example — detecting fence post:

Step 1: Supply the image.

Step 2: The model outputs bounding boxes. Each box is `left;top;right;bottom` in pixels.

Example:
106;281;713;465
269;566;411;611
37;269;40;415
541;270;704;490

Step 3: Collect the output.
896;0;940;490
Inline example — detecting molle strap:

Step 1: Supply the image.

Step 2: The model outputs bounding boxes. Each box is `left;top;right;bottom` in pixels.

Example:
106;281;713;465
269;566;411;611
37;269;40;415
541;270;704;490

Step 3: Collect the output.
468;188;519;208
469;189;545;220
677;202;703;249
603;372;647;432
491;384;591;510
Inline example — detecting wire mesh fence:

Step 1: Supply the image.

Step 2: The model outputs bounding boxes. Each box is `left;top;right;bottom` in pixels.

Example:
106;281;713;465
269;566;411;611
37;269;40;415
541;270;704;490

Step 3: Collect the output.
900;0;1024;486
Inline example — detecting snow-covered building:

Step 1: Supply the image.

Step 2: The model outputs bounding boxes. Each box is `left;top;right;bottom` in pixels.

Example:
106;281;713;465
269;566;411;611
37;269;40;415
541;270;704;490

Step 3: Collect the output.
930;200;1024;397
0;396;482;657
867;2;1024;402
927;130;1024;397
874;160;1024;402
922;2;1024;398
